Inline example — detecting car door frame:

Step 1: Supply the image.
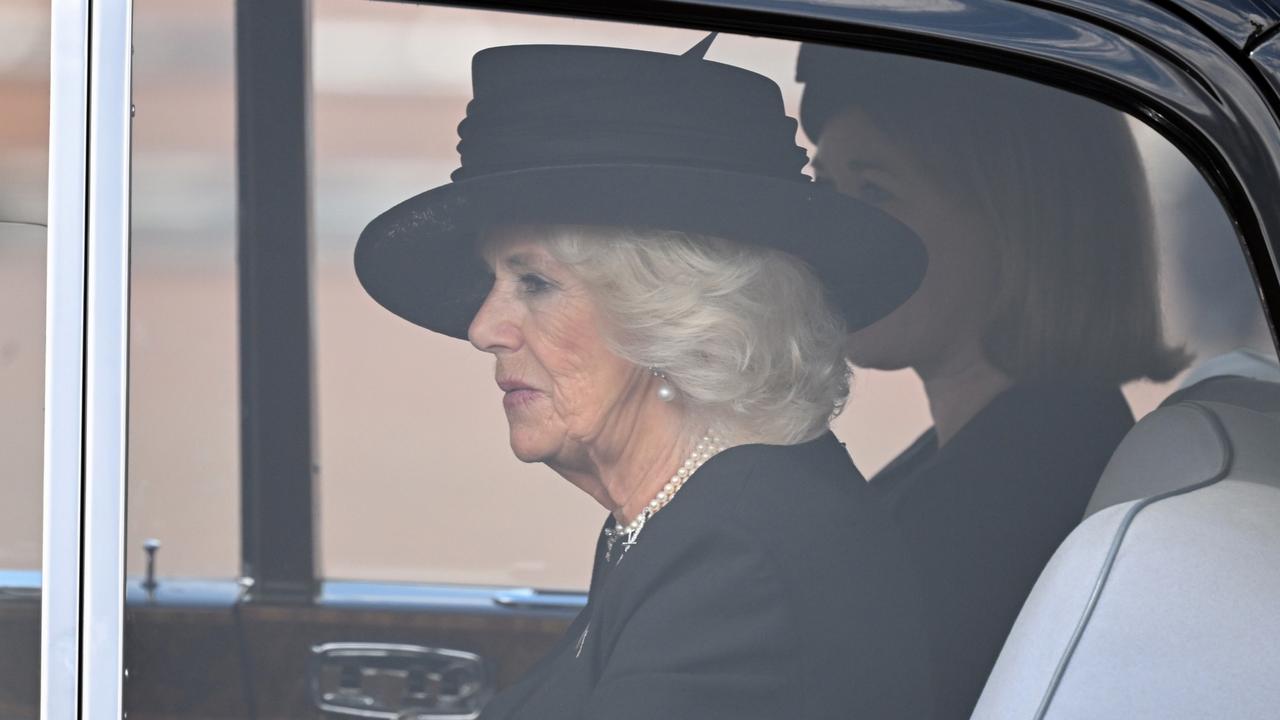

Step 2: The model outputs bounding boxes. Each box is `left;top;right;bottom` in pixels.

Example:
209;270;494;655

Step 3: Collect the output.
43;1;132;719
45;0;1280;718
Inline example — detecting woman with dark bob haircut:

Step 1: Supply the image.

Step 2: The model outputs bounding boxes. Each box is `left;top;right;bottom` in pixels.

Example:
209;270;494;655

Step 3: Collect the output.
798;44;1189;719
356;38;934;718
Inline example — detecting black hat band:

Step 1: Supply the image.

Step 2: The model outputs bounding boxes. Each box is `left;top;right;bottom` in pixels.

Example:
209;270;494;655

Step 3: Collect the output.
453;119;809;181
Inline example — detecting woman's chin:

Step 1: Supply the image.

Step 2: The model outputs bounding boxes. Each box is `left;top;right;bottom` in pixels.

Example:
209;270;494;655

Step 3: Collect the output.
506;428;553;464
508;445;544;464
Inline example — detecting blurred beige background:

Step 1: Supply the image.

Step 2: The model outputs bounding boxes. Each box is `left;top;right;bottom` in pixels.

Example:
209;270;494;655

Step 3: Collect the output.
0;0;50;573
1;0;1266;591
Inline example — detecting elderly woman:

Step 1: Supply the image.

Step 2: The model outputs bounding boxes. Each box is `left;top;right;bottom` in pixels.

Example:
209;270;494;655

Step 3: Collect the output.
797;45;1190;719
355;41;932;719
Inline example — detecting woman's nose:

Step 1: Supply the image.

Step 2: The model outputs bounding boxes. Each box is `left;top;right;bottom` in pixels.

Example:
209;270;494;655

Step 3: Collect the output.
468;286;522;353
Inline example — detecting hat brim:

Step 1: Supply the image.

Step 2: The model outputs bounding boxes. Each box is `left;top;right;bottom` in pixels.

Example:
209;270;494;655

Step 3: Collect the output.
355;164;926;339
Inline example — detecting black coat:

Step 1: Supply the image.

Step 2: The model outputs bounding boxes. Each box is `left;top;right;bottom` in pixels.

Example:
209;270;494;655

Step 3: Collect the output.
479;432;934;719
872;380;1134;719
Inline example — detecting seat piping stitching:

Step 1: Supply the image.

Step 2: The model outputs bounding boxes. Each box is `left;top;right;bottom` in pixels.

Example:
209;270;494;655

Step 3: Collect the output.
1032;402;1232;720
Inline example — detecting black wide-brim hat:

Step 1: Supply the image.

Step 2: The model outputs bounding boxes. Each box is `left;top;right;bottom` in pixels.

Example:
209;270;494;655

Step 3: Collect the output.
356;39;926;339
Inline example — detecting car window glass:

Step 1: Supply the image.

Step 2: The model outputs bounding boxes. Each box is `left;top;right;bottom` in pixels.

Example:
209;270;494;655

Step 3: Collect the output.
312;2;1275;592
127;0;240;580
122;0;1280;593
121;2;1277;718
0;1;49;716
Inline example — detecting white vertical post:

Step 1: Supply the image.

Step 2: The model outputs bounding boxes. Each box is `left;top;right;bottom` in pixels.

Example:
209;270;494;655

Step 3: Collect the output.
82;0;133;717
41;0;91;718
41;0;133;718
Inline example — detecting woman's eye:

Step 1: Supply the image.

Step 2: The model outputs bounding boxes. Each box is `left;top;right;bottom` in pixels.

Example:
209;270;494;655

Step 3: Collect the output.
518;273;554;295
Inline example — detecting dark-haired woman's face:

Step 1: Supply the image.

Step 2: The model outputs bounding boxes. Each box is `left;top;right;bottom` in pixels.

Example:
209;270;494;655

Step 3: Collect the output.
813;107;1000;376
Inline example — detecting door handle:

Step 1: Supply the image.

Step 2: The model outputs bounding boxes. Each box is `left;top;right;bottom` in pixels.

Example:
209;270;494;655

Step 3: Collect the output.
309;642;492;719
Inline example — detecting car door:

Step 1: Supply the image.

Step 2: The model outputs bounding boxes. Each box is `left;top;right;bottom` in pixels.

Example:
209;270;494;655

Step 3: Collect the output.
18;0;1280;718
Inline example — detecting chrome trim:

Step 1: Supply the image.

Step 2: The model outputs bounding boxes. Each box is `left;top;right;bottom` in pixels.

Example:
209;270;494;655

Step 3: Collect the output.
319;580;586;617
22;573;594;614
41;1;90;719
309;643;491;720
124;578;242;608
492;588;589;612
82;0;133;717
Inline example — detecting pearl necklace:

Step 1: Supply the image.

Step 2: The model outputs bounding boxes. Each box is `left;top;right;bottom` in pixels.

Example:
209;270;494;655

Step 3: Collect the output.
603;433;724;561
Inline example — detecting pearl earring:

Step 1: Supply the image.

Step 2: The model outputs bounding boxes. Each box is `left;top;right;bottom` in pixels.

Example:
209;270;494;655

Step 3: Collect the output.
650;367;676;402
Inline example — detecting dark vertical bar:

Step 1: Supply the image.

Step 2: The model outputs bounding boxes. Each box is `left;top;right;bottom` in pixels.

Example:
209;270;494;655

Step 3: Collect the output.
235;0;317;602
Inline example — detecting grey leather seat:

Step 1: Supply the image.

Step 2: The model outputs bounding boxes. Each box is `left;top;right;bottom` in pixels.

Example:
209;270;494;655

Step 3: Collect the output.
970;372;1280;719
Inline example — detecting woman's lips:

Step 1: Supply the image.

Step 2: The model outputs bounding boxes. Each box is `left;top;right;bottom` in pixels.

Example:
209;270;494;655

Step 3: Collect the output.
498;379;543;410
501;388;542;410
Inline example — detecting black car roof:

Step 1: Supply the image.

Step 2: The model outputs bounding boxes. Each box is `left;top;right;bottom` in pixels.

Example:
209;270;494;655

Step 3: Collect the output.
1164;0;1280;48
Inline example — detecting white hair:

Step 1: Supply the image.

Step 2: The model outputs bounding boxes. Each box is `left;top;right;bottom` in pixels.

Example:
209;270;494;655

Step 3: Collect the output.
537;224;851;445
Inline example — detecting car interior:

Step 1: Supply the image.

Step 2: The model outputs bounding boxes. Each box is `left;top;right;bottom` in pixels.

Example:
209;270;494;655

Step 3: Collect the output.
2;1;1279;718
977;373;1280;717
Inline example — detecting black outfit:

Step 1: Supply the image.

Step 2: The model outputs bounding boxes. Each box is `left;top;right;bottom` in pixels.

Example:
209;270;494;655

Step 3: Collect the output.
479;432;933;720
871;381;1134;720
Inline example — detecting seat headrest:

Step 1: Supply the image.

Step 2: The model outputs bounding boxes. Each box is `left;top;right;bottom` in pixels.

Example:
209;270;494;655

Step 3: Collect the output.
1085;375;1280;516
1161;373;1280;413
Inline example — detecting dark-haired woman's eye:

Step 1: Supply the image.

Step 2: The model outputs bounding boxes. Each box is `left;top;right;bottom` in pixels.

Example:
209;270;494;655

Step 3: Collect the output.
518;273;554;296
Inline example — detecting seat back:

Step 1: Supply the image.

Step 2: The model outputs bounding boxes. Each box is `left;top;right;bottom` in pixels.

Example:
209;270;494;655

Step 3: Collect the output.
970;375;1280;719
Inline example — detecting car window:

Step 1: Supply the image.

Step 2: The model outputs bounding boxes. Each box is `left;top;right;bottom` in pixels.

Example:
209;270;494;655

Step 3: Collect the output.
308;1;1275;591
124;0;1279;589
120;1;1277;717
0;222;44;569
0;1;49;715
126;0;240;581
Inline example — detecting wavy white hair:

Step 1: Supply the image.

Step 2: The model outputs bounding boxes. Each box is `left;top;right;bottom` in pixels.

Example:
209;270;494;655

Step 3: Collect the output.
534;224;852;445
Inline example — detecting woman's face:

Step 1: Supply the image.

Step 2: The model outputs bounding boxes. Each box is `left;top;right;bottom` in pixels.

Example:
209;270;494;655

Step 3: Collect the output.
468;229;649;469
813;107;1000;375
